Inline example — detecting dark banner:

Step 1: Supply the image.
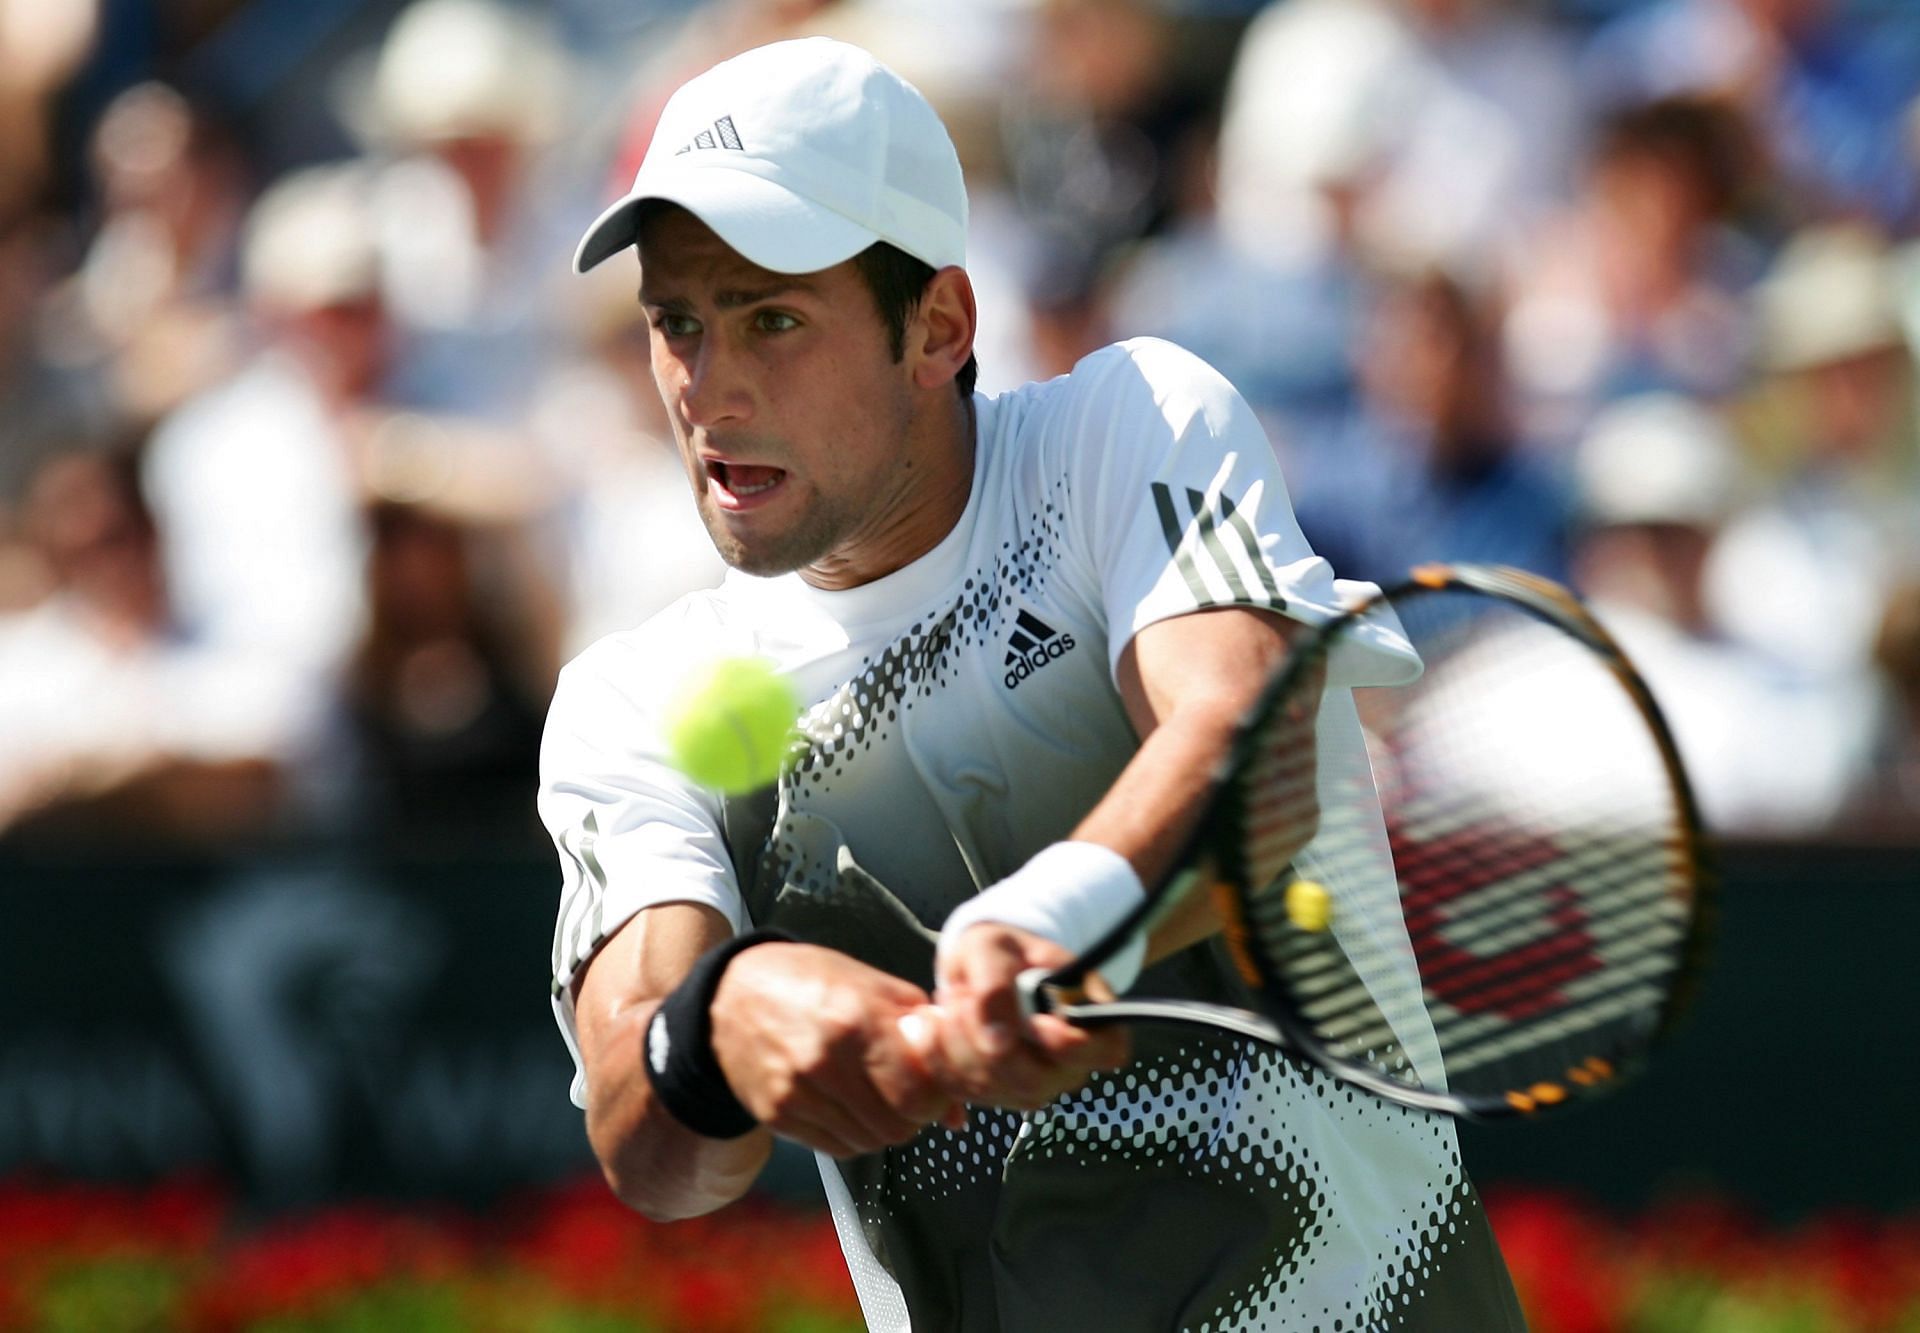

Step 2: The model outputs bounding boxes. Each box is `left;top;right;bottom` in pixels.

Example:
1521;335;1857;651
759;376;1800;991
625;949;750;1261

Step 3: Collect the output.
0;851;592;1207
0;842;1914;1218
1462;841;1920;1220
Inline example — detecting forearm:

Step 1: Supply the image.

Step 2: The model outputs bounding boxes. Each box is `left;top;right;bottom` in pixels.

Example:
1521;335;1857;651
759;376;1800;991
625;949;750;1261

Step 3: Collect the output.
1070;697;1247;964
1079;607;1320;966
578;902;959;1203
584;993;773;1221
928;612;1323;1107
925;702;1251;1103
574;903;773;1221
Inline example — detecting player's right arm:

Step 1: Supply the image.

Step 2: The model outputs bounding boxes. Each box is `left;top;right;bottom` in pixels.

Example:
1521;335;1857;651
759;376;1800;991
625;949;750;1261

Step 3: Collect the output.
549;635;969;1218
572;901;767;1220
574;899;967;1220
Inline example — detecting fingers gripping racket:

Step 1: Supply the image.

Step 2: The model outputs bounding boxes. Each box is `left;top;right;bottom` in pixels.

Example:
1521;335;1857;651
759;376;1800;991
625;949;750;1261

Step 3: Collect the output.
1018;563;1714;1120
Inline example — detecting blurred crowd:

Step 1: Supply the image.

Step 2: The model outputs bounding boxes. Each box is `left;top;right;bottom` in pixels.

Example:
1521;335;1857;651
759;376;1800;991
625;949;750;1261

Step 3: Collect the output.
1;0;1917;852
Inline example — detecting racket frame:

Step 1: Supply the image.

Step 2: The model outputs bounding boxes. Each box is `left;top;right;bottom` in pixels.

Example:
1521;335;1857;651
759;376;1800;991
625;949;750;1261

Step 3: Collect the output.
1023;562;1717;1120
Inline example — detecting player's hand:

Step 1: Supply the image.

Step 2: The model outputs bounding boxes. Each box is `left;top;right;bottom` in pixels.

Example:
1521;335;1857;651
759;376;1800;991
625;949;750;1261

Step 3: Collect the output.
707;941;965;1159
926;923;1131;1111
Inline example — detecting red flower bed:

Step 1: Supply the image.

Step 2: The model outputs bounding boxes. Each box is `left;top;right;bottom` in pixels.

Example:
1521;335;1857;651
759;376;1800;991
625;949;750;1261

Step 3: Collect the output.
0;1174;862;1332
1487;1189;1920;1333
1;1175;1916;1331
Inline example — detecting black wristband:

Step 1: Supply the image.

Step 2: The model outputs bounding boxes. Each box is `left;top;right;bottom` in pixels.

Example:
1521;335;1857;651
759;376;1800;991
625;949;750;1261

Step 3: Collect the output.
644;928;793;1139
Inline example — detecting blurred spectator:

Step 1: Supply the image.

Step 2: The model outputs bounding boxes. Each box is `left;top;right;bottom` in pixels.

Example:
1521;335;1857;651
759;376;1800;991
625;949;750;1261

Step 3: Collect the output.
0;0;1915;858
37;82;250;427
1571;392;1873;835
1856;580;1920;833
1216;0;1582;280
1580;0;1920;231
1000;0;1198;277
0;448;281;843
1704;222;1920;683
1187;0;1588;452
1109;0;1381;435
138;160;387;808
1502;95;1763;448
0;216;116;506
340;498;551;848
348;0;583;419
0;0;100;223
827;3;1046;392
1291;269;1570;585
529;265;725;656
1106;216;1367;429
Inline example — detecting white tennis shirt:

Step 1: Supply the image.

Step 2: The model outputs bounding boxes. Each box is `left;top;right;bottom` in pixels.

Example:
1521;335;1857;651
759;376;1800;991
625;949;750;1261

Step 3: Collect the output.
539;338;1523;1332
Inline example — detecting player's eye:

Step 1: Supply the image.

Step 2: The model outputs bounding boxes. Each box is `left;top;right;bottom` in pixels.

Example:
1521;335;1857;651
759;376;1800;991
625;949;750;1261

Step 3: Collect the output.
652;311;700;338
754;309;800;333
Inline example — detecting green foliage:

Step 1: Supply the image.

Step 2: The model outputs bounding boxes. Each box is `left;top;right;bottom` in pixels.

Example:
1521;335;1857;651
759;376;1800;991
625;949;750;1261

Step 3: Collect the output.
761;1312;867;1333
245;1282;468;1333
523;1309;663;1333
2;1179;1915;1332
31;1256;185;1333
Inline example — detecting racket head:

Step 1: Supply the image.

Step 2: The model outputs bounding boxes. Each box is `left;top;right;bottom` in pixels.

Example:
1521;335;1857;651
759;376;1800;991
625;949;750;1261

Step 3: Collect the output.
1207;563;1714;1119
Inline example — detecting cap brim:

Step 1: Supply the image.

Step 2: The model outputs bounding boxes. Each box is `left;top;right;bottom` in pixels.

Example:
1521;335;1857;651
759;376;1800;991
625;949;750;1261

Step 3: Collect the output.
573;165;881;275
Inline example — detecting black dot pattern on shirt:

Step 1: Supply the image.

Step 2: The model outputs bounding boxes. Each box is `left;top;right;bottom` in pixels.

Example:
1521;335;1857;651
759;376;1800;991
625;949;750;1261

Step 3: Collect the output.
775;478;1075;801
751;467;1477;1330
1017;1041;1475;1332
884;1108;1024;1207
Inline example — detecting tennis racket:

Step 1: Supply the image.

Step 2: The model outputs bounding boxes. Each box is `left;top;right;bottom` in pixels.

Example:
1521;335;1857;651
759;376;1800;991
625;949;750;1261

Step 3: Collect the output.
1019;563;1713;1120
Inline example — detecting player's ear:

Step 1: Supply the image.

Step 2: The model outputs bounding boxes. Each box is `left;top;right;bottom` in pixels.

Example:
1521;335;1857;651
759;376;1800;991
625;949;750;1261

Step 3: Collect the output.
908;266;976;391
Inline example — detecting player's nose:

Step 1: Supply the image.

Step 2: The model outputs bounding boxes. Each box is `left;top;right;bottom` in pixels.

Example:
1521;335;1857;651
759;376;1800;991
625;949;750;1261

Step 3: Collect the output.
678;337;754;430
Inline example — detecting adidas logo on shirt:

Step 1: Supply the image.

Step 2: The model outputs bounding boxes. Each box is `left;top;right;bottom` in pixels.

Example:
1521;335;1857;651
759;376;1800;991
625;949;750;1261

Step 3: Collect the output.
675;115;744;154
1002;609;1077;690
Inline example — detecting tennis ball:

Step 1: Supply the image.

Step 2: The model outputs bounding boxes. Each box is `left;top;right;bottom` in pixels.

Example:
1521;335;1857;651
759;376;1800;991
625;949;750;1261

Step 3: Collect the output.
662;657;801;795
1285;878;1333;932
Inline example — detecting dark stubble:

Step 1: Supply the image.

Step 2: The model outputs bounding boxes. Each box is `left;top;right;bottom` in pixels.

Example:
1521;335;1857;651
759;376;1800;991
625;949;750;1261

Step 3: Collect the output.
688;464;868;577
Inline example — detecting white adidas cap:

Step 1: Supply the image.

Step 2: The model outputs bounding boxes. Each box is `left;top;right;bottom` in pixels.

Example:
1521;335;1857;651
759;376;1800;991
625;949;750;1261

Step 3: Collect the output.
573;37;967;277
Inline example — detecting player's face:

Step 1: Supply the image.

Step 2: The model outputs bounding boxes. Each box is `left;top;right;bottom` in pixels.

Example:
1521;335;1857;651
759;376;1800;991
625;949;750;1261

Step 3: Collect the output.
636;207;929;585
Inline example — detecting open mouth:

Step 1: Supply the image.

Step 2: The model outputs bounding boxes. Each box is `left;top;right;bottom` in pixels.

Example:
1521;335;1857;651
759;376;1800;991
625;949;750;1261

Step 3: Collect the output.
706;459;787;508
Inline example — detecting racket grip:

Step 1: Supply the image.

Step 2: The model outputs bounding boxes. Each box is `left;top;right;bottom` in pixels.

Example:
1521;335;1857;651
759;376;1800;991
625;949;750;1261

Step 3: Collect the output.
1015;967;1055;1020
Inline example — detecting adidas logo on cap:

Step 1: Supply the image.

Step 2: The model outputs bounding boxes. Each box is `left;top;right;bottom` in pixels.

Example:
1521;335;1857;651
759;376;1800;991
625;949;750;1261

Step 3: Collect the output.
675;115;744;155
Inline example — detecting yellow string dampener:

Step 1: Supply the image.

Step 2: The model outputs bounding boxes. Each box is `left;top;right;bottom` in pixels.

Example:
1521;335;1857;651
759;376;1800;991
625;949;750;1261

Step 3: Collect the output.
1284;879;1333;932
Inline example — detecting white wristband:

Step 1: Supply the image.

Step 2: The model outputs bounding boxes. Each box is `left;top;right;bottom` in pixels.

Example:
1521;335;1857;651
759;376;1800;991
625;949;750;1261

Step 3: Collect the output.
937;841;1149;995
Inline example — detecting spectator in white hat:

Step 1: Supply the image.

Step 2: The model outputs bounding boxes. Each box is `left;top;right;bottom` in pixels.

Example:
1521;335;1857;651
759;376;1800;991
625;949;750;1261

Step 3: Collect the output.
1704;222;1920;683
350;0;583;418
138;162;389;811
1572;391;1874;834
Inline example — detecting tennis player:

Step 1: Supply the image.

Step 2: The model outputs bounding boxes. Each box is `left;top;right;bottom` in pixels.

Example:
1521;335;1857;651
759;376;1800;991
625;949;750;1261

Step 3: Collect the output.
541;37;1525;1331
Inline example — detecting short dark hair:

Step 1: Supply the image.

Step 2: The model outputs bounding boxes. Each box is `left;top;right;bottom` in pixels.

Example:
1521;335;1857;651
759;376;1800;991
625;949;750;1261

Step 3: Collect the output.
853;242;978;398
1595;95;1755;222
630;203;978;396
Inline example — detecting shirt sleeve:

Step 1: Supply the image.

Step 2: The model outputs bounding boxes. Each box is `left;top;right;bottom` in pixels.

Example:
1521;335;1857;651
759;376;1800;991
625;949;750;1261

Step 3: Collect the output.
1059;337;1420;687
1057;340;1439;1069
538;633;747;1108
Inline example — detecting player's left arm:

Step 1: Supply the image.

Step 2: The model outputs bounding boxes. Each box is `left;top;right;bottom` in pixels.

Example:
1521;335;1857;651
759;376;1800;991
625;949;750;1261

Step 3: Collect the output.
1088;603;1323;956
929;340;1336;1103
930;605;1324;1101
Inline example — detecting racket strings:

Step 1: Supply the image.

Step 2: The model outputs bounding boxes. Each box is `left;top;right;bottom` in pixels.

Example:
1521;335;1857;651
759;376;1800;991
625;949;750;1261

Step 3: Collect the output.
1237;722;1326;888
1402;846;1684;994
1261;865;1684;1091
1234;588;1699;1108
